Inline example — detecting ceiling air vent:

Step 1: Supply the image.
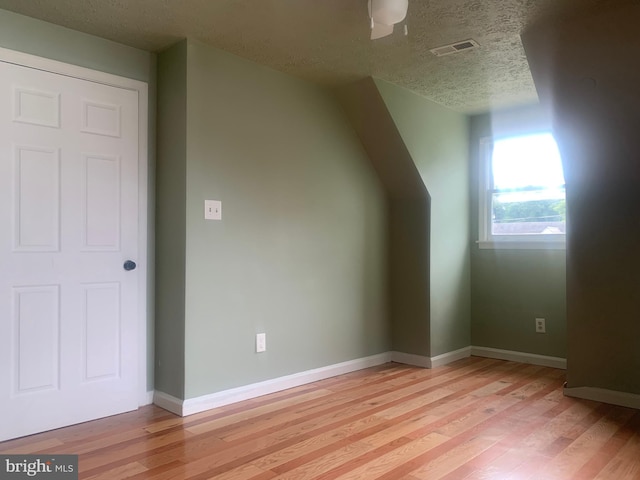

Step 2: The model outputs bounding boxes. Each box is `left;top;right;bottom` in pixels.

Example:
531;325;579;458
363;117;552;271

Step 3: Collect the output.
430;39;479;57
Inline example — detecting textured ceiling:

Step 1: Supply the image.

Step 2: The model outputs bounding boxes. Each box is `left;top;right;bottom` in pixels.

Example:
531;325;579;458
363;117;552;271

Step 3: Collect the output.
0;0;628;113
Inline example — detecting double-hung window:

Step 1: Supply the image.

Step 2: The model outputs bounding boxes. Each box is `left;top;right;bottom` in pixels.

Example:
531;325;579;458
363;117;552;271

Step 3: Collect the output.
478;132;566;249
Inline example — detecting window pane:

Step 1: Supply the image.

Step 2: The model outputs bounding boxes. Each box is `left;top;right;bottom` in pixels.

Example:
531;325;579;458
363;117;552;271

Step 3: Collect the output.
491;134;565;236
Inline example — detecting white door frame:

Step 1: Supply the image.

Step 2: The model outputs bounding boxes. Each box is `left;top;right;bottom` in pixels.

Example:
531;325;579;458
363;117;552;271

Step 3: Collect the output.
0;46;149;406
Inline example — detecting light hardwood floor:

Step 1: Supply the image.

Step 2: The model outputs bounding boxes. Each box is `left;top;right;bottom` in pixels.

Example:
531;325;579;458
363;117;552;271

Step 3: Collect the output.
1;357;639;479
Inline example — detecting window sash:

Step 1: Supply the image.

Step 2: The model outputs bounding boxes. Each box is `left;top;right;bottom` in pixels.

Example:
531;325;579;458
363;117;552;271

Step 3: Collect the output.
478;136;566;250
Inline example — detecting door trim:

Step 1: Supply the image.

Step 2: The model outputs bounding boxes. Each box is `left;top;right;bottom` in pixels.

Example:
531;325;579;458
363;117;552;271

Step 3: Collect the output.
0;46;149;406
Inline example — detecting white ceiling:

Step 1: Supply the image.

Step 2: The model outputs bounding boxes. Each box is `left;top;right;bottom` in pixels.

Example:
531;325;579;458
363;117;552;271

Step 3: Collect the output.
0;0;625;113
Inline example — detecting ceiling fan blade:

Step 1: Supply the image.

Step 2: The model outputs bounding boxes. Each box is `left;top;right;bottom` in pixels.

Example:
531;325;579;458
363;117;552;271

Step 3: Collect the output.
371;22;394;40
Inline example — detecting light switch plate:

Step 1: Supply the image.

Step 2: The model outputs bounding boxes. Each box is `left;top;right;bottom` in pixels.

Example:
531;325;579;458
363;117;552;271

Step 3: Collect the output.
204;200;222;220
256;333;266;353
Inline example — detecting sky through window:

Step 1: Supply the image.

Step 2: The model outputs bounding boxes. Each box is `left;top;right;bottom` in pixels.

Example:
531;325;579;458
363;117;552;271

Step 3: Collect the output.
492;133;564;191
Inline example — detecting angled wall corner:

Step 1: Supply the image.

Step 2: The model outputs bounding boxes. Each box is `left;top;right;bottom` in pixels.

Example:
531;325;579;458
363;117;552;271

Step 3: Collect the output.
155;40;188;400
333;78;428;200
335;77;430;357
373;80;470;358
335;78;471;358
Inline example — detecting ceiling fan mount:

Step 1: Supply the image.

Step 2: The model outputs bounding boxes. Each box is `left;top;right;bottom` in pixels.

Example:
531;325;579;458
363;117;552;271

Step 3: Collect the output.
368;0;409;40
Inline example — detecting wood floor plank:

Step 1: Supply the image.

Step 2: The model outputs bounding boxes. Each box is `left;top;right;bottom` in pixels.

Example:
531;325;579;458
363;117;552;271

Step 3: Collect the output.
1;357;639;480
80;429;195;471
594;430;640;480
374;375;565;480
520;399;601;451
206;463;275;480
185;389;337;436
250;415;386;471
267;441;375;480
328;434;450;480
260;383;499;477
536;406;637;480
408;433;503;480
412;392;566;479
270;364;560;480
85;461;148;480
438;396;577;479
188;365;426;440
0;438;64;454
250;375;509;477
573;410;640;479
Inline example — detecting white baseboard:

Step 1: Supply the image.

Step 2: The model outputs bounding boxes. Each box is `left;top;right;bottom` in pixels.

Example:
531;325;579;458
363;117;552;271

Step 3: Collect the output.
153;390;184;416
471;346;567;369
390;347;471;369
564;386;640;410
154;352;391;417
431;346;472;368
152;347;569;418
390;351;431;368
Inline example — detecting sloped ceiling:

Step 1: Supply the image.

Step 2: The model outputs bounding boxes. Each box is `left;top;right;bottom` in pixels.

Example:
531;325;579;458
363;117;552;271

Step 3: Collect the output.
0;0;628;113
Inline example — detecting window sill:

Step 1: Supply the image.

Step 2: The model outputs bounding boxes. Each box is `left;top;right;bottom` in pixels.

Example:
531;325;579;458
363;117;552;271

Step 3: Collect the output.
477;240;566;250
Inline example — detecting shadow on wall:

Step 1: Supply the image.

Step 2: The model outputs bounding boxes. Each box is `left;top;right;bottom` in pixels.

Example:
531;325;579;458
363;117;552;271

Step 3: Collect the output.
522;2;640;394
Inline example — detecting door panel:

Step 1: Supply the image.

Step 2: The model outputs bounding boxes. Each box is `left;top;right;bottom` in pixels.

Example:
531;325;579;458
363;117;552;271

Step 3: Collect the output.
13;146;60;251
14;285;60;393
0;60;140;441
82;154;121;250
83;282;121;380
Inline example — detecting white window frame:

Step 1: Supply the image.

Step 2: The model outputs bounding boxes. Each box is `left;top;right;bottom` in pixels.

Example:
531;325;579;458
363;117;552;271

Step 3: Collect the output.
478;135;566;250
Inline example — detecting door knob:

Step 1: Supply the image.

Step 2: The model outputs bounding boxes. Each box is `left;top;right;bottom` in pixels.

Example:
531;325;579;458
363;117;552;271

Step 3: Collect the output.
123;260;137;271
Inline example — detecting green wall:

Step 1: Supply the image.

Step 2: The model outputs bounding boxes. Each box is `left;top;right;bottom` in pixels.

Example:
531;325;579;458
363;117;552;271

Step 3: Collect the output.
469;107;567;358
155;41;187;398
374;80;470;357
156;40;388;400
387;197;431;355
523;4;640;394
0;9;151;82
